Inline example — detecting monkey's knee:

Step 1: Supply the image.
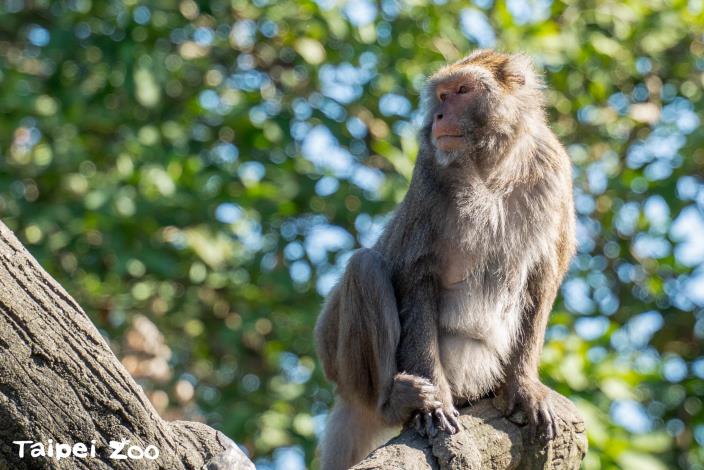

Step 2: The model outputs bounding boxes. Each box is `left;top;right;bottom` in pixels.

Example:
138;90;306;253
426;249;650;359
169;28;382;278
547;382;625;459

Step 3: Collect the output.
342;249;397;317
347;247;383;268
334;248;400;407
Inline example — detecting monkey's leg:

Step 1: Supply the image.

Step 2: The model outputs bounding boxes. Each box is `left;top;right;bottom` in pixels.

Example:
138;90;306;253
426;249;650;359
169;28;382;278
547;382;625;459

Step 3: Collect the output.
395;266;461;437
315;248;400;409
502;258;563;440
315;249;445;469
326;249;447;419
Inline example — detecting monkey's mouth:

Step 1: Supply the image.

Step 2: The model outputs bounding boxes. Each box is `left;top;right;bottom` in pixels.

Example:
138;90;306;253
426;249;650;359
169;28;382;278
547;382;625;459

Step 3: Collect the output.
434;134;465;150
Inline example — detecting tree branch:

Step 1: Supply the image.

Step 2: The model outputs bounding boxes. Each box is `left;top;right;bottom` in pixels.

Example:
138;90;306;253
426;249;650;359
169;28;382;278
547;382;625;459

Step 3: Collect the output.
352;389;586;469
0;221;254;470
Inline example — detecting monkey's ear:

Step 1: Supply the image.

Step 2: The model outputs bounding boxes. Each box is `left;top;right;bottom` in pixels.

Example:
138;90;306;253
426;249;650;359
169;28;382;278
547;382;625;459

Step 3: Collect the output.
502;53;541;90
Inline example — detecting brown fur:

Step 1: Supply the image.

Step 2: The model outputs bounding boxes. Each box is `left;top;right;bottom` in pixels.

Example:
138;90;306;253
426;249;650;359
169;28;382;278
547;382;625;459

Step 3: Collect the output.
459;50;525;88
315;50;575;470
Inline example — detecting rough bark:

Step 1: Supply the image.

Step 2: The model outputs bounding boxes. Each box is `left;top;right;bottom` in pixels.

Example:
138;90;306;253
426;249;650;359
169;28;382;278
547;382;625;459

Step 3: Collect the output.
352;390;587;470
0;221;254;470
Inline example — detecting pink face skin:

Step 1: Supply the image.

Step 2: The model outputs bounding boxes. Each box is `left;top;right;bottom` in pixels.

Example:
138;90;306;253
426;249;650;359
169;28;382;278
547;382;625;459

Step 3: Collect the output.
431;75;482;152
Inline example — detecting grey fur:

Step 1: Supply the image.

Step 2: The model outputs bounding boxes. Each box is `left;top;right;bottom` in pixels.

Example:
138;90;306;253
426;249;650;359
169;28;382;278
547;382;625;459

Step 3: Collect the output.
314;50;576;470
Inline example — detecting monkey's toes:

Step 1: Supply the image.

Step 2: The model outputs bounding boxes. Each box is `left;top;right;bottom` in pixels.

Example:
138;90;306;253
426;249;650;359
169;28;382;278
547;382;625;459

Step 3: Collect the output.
538;400;558;440
527;398;558;441
434;408;459;434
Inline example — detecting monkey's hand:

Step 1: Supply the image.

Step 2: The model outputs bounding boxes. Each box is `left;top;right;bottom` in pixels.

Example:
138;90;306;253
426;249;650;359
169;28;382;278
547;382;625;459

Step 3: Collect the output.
410;380;460;438
382;373;459;436
501;377;557;440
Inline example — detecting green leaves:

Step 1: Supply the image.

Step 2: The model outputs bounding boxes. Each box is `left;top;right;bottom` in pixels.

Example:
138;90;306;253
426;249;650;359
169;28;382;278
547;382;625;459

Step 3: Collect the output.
1;0;703;467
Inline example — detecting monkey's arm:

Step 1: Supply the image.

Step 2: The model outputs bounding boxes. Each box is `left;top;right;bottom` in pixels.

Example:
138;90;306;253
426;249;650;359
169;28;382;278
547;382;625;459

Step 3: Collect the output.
396;264;460;436
501;256;564;440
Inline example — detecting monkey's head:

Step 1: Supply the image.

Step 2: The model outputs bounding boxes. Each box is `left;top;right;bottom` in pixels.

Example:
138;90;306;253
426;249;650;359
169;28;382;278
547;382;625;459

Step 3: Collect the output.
422;50;545;167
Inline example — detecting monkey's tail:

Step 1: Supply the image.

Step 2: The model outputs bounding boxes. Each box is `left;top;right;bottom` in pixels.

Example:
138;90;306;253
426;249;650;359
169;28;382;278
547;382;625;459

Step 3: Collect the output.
318;398;395;470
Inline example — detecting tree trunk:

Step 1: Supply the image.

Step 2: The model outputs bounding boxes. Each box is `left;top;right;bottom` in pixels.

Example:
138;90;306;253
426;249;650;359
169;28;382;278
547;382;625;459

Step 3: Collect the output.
352;391;587;470
0;221;254;470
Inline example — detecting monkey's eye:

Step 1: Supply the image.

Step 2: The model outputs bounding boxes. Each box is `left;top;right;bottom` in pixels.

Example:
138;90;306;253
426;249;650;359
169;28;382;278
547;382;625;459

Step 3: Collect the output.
458;85;469;94
439;93;448;102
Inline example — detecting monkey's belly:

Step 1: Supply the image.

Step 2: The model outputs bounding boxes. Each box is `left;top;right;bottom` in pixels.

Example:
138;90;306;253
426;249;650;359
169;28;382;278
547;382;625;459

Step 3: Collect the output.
439;334;504;400
438;281;523;400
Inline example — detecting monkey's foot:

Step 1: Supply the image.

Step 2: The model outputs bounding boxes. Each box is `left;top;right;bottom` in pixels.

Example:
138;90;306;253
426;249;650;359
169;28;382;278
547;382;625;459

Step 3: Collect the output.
501;378;558;440
412;406;460;437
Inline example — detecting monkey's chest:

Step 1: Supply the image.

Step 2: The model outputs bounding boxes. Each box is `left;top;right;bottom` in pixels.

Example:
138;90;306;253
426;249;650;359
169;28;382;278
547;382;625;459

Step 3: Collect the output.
438;276;522;342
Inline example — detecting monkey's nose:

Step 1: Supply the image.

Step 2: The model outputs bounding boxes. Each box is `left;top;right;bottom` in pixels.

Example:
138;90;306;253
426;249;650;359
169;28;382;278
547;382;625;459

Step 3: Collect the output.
435;113;443;121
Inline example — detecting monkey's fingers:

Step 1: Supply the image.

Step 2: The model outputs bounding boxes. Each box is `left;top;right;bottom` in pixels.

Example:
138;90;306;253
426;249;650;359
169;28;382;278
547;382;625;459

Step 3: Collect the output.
425;399;443;410
424;412;438;437
413;413;426;437
445;409;461;433
434;409;457;434
504;391;517;416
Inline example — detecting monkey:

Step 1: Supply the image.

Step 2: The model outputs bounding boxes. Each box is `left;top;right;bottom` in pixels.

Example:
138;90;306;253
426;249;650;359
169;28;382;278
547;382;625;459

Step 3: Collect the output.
314;50;576;470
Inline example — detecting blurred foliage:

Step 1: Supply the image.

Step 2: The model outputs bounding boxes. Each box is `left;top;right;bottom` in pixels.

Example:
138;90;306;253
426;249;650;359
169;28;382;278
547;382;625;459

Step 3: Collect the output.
1;0;704;468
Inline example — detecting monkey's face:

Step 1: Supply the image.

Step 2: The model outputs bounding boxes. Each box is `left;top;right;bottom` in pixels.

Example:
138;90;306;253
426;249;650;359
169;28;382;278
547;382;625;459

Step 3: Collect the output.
430;74;490;154
423;51;544;167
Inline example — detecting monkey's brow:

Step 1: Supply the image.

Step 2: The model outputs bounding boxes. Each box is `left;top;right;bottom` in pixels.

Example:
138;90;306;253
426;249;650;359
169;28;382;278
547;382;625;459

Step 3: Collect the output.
429;71;470;87
428;71;491;97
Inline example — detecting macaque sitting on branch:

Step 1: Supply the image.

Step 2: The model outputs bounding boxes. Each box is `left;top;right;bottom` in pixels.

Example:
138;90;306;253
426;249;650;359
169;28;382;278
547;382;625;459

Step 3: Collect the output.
314;49;576;470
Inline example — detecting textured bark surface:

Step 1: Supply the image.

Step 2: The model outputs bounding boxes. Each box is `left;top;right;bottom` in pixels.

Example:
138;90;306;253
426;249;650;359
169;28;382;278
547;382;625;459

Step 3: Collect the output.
0;221;254;470
352;389;587;469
